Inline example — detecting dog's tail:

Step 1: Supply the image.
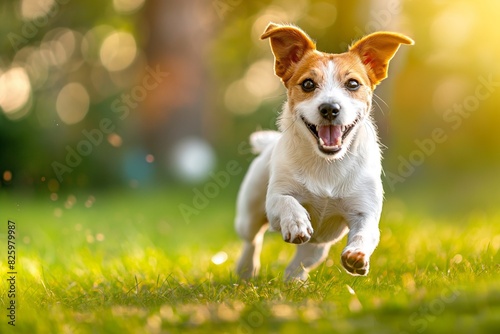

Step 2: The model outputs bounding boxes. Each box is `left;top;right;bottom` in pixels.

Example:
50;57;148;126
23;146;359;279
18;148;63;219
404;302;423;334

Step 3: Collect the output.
249;130;281;154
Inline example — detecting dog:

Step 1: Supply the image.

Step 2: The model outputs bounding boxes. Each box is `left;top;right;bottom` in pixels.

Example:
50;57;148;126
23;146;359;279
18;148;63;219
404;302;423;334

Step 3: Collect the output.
235;23;413;280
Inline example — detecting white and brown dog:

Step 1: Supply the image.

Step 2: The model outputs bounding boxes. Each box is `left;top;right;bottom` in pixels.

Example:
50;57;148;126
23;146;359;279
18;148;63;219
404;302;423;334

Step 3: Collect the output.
235;23;413;280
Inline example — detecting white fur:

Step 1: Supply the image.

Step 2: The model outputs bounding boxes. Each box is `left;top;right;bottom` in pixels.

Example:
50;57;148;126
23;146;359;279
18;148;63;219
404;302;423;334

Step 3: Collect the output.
235;60;384;281
249;130;281;154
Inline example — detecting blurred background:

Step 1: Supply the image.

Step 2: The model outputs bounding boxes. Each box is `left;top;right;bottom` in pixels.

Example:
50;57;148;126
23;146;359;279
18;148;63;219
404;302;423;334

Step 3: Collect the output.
1;0;499;216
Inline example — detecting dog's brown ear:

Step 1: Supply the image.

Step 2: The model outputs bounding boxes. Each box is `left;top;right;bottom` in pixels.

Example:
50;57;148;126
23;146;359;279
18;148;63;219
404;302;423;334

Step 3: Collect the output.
349;32;414;87
261;23;316;85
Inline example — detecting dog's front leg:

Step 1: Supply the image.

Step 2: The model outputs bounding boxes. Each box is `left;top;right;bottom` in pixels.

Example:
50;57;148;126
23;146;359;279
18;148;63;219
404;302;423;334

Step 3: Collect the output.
341;212;381;276
266;194;313;244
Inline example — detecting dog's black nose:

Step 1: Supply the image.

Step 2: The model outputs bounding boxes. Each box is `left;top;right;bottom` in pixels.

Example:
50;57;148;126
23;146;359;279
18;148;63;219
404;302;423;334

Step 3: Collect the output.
319;103;341;120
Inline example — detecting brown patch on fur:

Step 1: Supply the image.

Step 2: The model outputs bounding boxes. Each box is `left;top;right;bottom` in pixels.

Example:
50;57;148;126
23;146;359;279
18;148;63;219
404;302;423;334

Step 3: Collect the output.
285;51;373;115
261;23;316;85
349;32;414;87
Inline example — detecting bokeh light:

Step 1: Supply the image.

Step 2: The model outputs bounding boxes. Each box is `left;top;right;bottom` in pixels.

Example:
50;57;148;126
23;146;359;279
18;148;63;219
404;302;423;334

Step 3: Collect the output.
113;0;145;14
170;137;216;183
211;251;228;265
56;82;90;125
82;25;115;63
224;79;260;115
224;59;282;115
41;28;80;68
21;0;55;20
107;133;123;148
3;170;13;182
65;194;77;209
243;59;281;100
99;31;137;72
0;67;32;120
85;195;96;208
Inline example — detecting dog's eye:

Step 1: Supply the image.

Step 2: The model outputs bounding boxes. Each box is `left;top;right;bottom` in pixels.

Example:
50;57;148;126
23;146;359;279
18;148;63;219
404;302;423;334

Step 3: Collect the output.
301;79;316;92
345;79;360;91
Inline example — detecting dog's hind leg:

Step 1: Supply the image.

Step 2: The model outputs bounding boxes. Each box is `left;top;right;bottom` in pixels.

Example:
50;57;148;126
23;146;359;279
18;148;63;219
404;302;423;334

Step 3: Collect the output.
285;243;331;281
235;221;268;279
235;152;270;279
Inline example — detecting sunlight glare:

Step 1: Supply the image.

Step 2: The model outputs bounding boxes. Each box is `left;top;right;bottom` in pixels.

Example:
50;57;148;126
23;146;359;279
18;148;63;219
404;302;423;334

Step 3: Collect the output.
430;3;476;49
21;258;42;279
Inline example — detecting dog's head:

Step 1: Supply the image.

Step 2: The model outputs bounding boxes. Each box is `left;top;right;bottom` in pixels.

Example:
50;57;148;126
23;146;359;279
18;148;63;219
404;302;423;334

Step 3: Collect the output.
261;23;413;159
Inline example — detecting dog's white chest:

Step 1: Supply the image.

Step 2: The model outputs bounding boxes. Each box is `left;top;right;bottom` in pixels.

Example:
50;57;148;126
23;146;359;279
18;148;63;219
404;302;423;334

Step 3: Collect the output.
300;195;349;243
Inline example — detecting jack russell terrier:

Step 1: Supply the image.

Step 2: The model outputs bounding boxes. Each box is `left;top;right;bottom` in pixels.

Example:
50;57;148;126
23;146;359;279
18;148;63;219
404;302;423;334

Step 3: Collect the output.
235;23;413;280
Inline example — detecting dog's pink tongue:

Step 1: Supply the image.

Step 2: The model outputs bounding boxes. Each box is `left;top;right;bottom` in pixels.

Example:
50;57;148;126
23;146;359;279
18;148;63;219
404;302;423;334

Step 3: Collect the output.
318;125;342;146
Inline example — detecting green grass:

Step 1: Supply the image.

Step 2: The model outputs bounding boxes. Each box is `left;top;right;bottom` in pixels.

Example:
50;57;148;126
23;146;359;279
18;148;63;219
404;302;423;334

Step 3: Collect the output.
1;187;500;333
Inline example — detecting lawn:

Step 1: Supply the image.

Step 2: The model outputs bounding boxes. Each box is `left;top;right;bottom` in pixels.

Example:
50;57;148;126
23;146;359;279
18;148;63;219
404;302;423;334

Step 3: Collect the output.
1;185;499;333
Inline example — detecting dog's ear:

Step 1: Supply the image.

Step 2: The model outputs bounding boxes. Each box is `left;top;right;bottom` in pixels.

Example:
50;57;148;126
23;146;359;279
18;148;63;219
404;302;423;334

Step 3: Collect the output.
349;32;414;87
261;23;316;85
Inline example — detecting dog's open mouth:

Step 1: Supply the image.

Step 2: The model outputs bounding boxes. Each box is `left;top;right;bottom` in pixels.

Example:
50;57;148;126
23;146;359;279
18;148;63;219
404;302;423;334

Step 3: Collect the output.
301;117;360;154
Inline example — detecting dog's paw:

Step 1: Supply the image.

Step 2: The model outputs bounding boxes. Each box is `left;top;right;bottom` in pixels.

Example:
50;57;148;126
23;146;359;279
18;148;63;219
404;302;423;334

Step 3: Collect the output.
281;216;313;244
341;248;369;276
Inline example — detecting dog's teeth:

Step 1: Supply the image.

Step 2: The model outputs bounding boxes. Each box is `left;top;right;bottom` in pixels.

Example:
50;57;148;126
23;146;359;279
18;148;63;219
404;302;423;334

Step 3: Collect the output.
319;138;325;146
341;126;346;132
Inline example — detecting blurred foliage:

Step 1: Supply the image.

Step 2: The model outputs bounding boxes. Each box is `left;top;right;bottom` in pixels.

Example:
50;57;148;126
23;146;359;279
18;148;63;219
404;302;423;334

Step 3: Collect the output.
0;0;146;191
1;0;499;210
